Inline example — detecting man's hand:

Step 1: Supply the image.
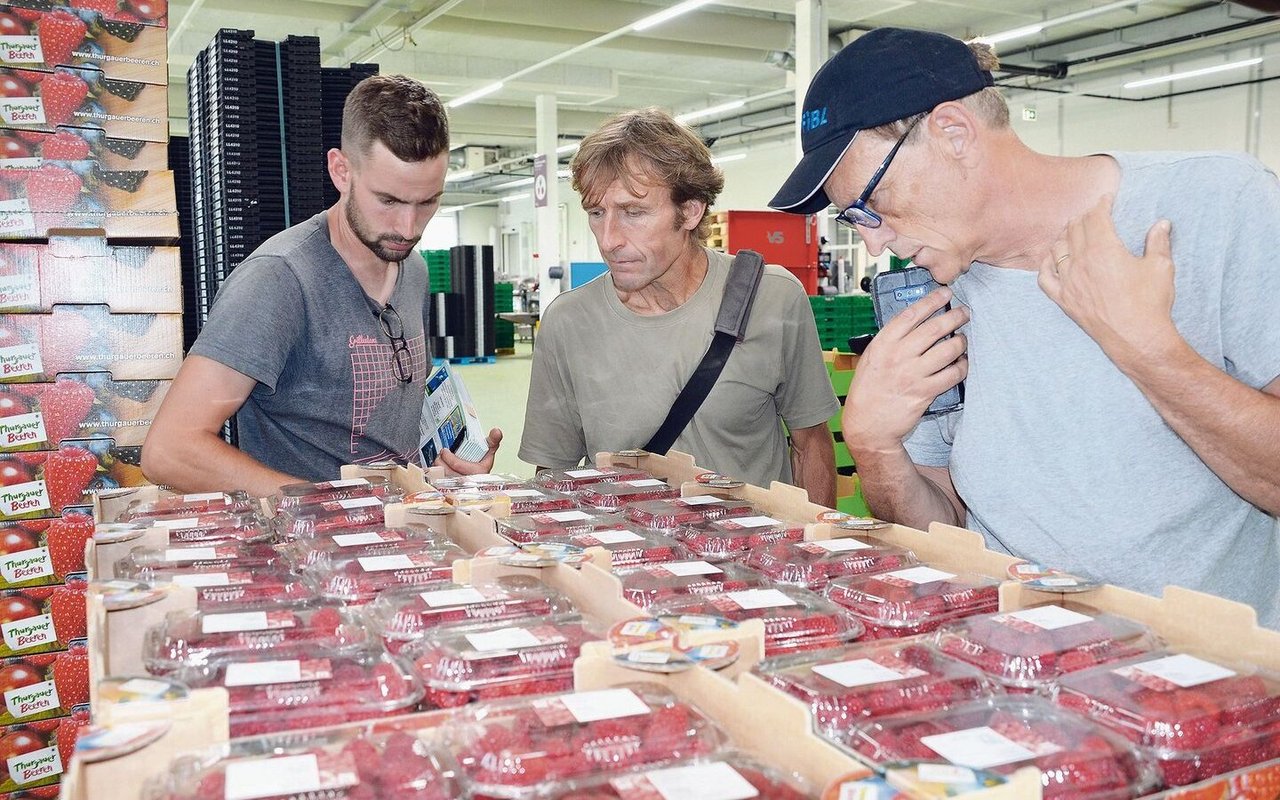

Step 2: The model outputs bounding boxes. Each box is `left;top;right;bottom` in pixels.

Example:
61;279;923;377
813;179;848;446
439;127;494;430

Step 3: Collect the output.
435;428;504;475
843;287;969;456
1039;195;1179;367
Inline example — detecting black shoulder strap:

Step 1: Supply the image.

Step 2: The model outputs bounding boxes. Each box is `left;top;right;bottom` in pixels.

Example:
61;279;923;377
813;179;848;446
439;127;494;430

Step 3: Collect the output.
643;250;766;455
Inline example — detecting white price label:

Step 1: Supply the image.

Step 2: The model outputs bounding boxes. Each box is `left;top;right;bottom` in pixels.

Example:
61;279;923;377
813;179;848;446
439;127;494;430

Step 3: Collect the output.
661;561;722;577
725;589;797;610
163;548;218;562
223;660;303;687
180;492;227;502
224;754;323;800
885;566;957;584
545;511;592;522
920;726;1036;769
625;479;666;487
998;605;1093;631
358;554;413;572
679;495;724;506
812;658;927;688
337;496;382;510
727;515;781;528
201;611;270;634
421;587;489;608
465;627;542;652
809;537;872;553
171;573;230;587
587;529;645;544
1122;654;1237;688
332;532;391;547
560;688;651;723
502;489;545;498
565;469;605;478
641;762;760;800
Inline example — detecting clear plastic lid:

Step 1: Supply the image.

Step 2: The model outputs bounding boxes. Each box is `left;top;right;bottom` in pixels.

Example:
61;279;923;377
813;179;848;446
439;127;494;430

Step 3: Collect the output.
676;516;807;562
843;696;1158;800
364;576;577;653
401;614;601;709
302;543;467;605
543;753;812;800
118;491;257;522
115;542;282;583
824;565;1001;638
446;683;725;796
617;561;769;609
754;639;1002;734
935;605;1161;690
432;473;531;492
497;510;630;543
274;526;450;573
746;537;919;591
174;646;424;738
274;497;396;540
495;486;581;515
143;605;371;675
650;585;865;657
541;527;690;569
1053;650;1280;786
169;564;318;611
626;495;758;529
276;475;396;507
577;479;680;511
535;467;649;492
140;723;456;800
145;512;274;546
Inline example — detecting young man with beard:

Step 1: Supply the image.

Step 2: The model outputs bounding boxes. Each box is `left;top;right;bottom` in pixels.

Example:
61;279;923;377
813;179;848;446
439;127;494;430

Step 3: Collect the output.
144;75;500;494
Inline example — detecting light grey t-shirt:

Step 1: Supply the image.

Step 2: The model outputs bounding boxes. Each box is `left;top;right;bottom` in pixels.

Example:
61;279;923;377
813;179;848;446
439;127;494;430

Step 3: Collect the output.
520;248;840;488
906;151;1280;628
190;211;431;481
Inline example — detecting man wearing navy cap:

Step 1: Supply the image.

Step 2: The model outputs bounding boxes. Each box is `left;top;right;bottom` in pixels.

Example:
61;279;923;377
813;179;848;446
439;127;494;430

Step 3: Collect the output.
771;27;1280;628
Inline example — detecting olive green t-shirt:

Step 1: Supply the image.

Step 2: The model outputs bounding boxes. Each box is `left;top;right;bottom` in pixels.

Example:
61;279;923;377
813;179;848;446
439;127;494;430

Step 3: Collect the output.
520;248;839;487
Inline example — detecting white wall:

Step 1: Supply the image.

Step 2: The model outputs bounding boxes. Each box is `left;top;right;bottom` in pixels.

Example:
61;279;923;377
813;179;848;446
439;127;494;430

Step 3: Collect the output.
457;206;498;248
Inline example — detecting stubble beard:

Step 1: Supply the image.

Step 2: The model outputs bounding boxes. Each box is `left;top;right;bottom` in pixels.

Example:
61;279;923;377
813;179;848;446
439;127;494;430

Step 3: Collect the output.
345;196;419;263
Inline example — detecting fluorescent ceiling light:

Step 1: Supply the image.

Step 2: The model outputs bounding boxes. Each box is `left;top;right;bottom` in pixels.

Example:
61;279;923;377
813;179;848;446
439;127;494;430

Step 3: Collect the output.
440;206;461;214
447;170;475;182
632;0;714;32
556;143;580;155
676;99;745;124
975;0;1146;48
1123;57;1263;89
711;152;747;164
976;24;1043;45
497;177;535;189
447;81;504;109
502;193;530;202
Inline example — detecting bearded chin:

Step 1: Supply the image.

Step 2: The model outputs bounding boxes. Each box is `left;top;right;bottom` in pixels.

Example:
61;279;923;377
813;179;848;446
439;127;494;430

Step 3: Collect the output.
345;199;415;263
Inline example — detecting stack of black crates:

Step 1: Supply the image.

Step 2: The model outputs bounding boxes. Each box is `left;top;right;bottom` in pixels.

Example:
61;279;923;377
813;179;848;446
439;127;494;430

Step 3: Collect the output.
427;246;496;361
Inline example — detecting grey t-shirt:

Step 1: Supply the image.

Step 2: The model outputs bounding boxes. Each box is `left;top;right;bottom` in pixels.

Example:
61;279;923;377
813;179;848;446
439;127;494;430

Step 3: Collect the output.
905;151;1280;628
520;247;840;488
189;210;431;481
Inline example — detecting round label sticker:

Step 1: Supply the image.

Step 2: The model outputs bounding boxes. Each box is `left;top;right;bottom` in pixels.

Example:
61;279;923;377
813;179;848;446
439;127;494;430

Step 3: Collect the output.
90;580;169;611
477;542;591;568
609;617;676;647
1007;561;1101;593
407;503;456;517
361;461;400;471
694;472;744;489
448;491;496;511
613;449;649;459
817;510;889;530
611;639;740;674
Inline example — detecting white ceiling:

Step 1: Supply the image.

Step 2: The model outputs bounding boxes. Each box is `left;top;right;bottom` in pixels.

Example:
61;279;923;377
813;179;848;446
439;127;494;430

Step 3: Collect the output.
166;0;1280;197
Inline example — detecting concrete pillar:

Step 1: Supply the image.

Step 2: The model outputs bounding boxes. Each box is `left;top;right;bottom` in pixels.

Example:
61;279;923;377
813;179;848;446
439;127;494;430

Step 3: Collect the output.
795;0;830;286
535;93;562;310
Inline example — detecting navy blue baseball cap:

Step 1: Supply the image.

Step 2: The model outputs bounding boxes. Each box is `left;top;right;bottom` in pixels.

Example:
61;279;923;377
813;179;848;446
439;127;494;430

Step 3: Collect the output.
769;27;994;215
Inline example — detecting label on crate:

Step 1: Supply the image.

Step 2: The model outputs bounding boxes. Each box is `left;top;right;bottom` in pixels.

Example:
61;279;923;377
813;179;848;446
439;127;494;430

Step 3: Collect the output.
812;658;928;688
201;610;295;634
337;497;382;511
660;561;722;577
0;479;50;517
464;626;548;653
358;554;415;572
223;658;332;687
581;529;645;545
802;537;873;554
534;687;650;726
1;612;55;651
0;410;49;447
502;489;545;498
224;754;324;800
624;479;666;488
614;762;760;800
7;743;61;785
0;546;53;583
0;273;39;311
919;726;1038;769
0;97;44;126
724;589;797;610
422;586;505;608
4;678;60;718
1117;654;1236;689
333;531;401;547
565;469;606;478
542;510;592;522
0;36;42;65
882;566;956;586
163;547;219;562
720;515;781;529
0;343;42;381
171;572;231;587
154;517;200;530
679;495;725;506
995;606;1093;631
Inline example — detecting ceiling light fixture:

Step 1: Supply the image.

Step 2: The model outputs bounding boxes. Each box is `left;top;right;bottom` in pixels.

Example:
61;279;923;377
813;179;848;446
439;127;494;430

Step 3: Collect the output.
632;0;715;32
556;143;580;155
446;170;475;183
676;99;745;124
976;23;1044;46
497;177;535;189
975;0;1147;47
502;193;530;202
711;152;747;164
447;81;504;109
1123;56;1263;89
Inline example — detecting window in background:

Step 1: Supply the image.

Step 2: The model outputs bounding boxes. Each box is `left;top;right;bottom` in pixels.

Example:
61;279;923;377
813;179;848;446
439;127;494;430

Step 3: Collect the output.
420;213;459;250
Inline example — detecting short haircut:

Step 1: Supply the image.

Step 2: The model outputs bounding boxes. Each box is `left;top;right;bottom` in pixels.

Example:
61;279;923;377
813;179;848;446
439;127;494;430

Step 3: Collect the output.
871;41;1010;140
572;107;725;241
341;74;450;163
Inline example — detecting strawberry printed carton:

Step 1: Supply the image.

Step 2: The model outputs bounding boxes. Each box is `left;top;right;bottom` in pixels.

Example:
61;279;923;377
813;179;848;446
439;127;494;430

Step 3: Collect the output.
535;466;649;493
824;565;1001;640
0;578;84;657
616;560;768;609
274;526;450;573
302;542;467;605
651;586;864;657
367;578;576;655
0;642;87;724
0;510;90;589
842;697;1158;800
675;515;806;563
625;494;757;529
755;640;1002;734
0;305;182;383
0;237;180;313
402;614;602;710
0;4;167;85
1054;650;1280;786
0;704;84;794
497;510;628;544
935;605;1161;692
5;0;168;29
171;647;424;738
142;605;372;675
116;490;257;522
577;479;679;512
0;65;167;142
543;754;812;800
141;727;457;800
1;125;168;171
0;442;150;521
0;375;169;451
112;541;282;582
541;527;689;569
446;684;724;796
746;536;918;591
0;158;177;239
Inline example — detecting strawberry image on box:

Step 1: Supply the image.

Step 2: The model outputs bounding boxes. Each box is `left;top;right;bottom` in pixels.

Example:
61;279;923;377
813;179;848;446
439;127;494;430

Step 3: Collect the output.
0;4;167;85
0;125;167;171
0;376;169;452
0;306;181;384
0;444;127;520
448;685;724;794
0;159;177;239
0;578;84;657
0;641;88;725
676;515;807;563
0;65;167;142
0;703;84;794
626;494;757;529
4;0;167;29
0;510;89;589
824;565;1001;640
0;237;180;313
745;536;919;591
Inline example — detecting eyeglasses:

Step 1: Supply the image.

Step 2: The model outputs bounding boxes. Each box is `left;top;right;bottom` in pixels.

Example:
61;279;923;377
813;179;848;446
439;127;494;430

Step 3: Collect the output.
377;303;413;384
834;116;923;230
